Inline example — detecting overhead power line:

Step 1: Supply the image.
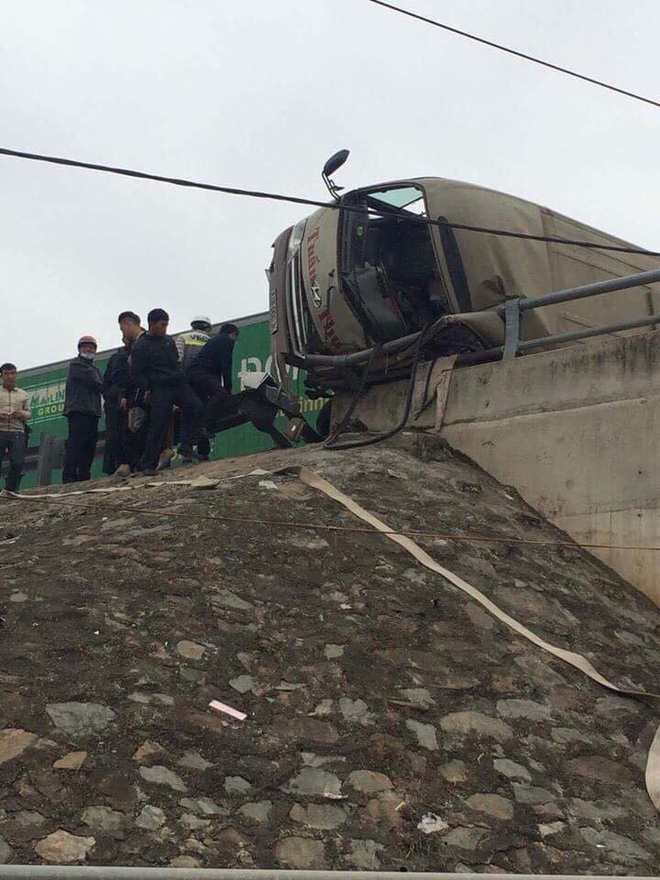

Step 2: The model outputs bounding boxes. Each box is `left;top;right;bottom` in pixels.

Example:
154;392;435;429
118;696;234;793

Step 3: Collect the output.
366;0;660;110
1;146;659;257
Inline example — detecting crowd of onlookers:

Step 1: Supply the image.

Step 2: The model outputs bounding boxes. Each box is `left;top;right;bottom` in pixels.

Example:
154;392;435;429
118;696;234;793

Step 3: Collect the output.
0;309;239;491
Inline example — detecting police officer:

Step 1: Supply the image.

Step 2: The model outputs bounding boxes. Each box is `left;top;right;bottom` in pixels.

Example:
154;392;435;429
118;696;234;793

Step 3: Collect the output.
174;316;213;461
62;336;103;483
175;316;212;370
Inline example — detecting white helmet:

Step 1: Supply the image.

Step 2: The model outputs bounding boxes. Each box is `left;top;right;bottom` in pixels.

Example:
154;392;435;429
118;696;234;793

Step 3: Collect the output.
191;315;212;328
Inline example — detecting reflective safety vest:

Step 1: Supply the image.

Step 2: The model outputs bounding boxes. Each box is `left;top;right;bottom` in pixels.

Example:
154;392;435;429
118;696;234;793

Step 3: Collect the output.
175;330;211;371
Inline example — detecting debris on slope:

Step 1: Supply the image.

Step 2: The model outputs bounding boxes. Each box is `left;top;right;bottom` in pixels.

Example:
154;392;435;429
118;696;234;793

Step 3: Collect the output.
1;434;659;872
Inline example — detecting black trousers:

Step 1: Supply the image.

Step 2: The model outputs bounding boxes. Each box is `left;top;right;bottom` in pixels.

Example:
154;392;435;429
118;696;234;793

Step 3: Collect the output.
0;432;26;492
103;403;120;474
63;413;99;483
189;372;239;433
118;411;145;470
141;383;202;471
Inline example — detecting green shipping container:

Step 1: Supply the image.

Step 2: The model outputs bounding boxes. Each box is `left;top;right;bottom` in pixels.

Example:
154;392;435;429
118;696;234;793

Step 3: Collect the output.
14;311;323;488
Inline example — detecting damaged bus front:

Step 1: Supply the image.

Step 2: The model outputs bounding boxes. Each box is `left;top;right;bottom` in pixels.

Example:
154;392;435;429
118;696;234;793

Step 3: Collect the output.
268;151;660;398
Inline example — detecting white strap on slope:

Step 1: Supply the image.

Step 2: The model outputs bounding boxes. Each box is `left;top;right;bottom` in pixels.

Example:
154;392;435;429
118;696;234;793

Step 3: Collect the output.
283;465;660;812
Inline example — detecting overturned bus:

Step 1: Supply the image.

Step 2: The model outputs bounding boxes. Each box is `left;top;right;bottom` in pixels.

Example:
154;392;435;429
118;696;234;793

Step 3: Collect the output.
268;151;660;397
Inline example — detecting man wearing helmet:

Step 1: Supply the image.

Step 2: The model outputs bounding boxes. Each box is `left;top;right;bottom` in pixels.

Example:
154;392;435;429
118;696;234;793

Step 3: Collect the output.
174;316;213;461
62;335;103;483
175;316;213;370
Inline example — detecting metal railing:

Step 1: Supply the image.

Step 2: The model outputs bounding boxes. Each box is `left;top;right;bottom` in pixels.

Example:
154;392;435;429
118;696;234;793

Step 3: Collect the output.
497;268;660;360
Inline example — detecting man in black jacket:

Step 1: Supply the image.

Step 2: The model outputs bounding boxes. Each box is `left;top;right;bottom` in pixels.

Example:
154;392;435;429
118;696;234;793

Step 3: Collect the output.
187;323;240;433
101;311;146;477
130;308;202;476
62;335;103;483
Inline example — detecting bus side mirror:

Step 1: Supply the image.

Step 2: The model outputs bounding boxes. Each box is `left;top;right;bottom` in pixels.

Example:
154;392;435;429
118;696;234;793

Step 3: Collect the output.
323;149;350;179
322;149;350;200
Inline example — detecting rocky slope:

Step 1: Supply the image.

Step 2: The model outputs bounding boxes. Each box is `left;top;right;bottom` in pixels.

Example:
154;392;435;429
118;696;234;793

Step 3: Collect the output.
1;434;659;872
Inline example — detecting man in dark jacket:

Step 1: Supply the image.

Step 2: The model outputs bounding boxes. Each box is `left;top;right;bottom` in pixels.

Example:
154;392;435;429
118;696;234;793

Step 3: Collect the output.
114;311;146;475
130;308;202;476
62;335;103;483
187;323;240;433
101;311;146;477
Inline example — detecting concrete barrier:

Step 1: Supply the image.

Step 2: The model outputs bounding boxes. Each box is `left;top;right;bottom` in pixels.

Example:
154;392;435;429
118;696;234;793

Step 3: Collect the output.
333;331;660;603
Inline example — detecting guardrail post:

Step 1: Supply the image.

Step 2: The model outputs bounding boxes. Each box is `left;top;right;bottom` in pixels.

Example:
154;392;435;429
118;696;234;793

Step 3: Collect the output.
502;298;521;360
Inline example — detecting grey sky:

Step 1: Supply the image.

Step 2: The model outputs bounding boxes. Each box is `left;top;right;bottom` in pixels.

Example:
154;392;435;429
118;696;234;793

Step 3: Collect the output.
2;0;659;368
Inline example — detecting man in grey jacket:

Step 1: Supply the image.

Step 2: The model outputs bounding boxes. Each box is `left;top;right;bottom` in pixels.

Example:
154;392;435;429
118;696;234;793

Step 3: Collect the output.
62;335;103;483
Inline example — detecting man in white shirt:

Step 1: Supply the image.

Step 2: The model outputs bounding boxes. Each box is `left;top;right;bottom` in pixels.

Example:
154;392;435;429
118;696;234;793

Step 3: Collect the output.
0;362;31;493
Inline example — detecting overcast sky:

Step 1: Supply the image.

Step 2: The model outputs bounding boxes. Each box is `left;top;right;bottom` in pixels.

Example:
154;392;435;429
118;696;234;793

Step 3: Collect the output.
2;0;659;368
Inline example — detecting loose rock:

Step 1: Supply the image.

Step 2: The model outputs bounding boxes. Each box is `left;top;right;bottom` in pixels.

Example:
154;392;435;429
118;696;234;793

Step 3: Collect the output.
178;750;213;771
135;805;166;830
180;796;225;816
418;813;449;834
282;768;343;799
347;838;384;869
580;828;652;865
565;756;633;784
398;687;435;708
494;758;532;781
132;741;165;763
290;803;348;829
81;806;124;835
276;837;326;868
45;703;116;737
442;826;490;853
0;837;12;864
170;856;201;868
239;801;273;823
348;770;393;793
225;776;252;794
339;698;373;724
0;729;39;765
35;830;95;864
230;675;255;694
176;640;206;661
440;712;512;742
406;719;438;751
53;751;87;771
466;793;514;821
139;765;187;792
440;760;468;783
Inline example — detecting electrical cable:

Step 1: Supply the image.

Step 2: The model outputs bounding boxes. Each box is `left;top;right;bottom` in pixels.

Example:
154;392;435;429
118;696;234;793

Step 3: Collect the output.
1;146;659;257
2;486;659;553
323;343;383;448
322;317;442;451
365;0;660;110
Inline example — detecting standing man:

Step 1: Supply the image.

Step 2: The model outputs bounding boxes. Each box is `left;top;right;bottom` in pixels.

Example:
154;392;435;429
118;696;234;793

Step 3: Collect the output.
175;316;213;370
130;309;202;476
62;336;103;483
187;323;240;434
0;363;31;493
175;316;213;461
103;311;145;477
